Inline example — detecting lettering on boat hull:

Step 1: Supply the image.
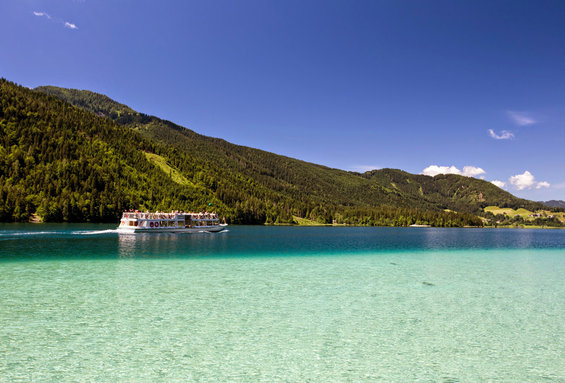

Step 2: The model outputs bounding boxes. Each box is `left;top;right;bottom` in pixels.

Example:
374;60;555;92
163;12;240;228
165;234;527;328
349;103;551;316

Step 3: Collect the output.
117;211;227;233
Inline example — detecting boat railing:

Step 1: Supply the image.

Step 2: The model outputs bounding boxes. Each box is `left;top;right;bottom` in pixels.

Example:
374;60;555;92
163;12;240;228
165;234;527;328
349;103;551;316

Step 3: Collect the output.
122;212;219;220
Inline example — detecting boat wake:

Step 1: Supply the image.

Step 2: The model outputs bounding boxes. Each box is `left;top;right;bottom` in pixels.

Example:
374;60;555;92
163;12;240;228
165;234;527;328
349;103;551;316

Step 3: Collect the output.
200;229;229;234
71;229;119;235
0;231;55;237
0;229;119;239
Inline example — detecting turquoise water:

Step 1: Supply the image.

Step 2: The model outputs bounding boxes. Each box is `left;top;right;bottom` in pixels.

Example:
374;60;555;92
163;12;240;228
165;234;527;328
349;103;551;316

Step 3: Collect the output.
1;225;564;381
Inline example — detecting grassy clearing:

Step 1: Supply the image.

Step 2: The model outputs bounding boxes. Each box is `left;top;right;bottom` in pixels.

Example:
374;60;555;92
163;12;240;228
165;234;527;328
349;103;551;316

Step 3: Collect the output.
143;152;192;186
515;208;533;217
292;216;327;226
484;206;565;223
484;206;525;216
291;216;347;226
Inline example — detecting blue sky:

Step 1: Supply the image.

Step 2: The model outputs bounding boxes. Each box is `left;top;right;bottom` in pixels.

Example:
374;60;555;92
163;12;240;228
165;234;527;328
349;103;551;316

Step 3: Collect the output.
2;0;564;200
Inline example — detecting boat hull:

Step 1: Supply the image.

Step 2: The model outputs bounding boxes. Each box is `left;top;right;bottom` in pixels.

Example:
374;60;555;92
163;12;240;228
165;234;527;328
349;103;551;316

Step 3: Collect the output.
117;225;227;234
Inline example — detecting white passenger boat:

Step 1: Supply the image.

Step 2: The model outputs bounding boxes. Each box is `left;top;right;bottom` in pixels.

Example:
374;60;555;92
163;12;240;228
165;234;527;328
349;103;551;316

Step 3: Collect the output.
117;211;227;233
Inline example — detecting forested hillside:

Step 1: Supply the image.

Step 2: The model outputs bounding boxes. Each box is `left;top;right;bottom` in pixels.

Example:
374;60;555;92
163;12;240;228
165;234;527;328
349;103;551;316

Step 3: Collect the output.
0;79;548;226
361;168;546;213
0;80;222;222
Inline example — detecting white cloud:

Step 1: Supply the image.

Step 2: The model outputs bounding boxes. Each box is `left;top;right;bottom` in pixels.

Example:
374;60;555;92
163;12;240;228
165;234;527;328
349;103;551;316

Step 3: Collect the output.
509;170;550;190
491;180;506;189
33;11;51;19
507;111;536;126
422;165;461;177
33;11;77;30
509;171;535;190
488;129;514;140
422;165;485;178
462;166;485;177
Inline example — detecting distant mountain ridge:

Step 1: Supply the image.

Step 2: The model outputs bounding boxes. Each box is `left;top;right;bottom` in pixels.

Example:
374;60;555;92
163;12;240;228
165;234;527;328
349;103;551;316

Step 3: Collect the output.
541;200;565;209
0;79;549;225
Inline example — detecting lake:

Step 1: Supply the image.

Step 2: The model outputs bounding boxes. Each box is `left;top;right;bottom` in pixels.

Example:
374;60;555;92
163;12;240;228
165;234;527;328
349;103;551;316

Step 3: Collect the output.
1;225;564;382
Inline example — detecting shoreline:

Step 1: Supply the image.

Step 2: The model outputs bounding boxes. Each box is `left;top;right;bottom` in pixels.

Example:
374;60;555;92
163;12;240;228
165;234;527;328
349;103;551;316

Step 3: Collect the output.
2;222;563;229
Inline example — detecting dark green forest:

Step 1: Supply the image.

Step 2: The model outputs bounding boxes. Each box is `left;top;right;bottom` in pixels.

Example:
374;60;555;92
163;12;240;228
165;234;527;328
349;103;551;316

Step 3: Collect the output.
0;79;554;226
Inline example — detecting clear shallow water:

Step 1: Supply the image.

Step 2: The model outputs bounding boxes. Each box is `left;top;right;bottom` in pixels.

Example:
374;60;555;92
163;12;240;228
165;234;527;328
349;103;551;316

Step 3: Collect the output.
1;225;564;382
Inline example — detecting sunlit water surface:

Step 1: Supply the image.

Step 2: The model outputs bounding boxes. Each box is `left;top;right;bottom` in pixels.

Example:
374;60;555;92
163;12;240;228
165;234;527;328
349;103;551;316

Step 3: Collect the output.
1;225;564;382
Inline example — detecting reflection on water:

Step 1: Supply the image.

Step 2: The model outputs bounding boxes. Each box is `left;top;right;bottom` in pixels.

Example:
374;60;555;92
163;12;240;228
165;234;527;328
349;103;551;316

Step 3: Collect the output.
514;228;534;248
118;232;178;258
419;226;558;249
1;224;565;262
117;231;230;259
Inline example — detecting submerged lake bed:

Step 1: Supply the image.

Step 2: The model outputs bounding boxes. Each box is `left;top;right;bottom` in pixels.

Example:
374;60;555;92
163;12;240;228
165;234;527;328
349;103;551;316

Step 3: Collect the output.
1;225;564;381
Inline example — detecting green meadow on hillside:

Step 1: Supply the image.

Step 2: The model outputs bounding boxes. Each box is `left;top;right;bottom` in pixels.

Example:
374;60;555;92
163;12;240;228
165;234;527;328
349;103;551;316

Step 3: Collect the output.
483;206;565;227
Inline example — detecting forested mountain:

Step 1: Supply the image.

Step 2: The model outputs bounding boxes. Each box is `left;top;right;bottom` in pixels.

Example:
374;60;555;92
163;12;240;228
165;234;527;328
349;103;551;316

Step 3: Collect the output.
0;79;548;226
541;200;565;209
361;168;545;213
1;79;223;222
